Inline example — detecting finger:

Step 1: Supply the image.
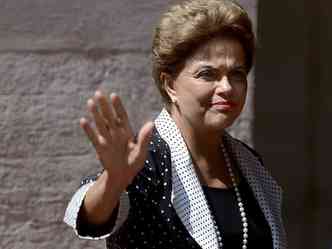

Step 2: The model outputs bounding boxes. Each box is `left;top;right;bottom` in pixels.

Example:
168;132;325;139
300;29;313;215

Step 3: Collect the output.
79;117;99;148
110;93;129;123
95;91;116;129
87;98;110;140
110;93;134;137
132;121;154;167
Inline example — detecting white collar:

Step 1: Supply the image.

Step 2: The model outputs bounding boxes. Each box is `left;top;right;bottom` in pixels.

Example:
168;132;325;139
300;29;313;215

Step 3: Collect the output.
155;108;220;249
155;108;285;249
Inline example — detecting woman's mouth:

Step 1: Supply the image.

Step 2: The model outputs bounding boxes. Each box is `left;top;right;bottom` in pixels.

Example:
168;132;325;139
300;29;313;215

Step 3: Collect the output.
211;100;237;111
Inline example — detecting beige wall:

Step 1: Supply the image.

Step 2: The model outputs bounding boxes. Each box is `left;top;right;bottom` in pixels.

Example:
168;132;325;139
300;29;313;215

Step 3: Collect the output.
0;1;256;249
5;0;331;248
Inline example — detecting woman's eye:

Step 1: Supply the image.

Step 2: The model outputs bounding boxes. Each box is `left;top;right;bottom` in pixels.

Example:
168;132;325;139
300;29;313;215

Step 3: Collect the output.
197;70;218;81
229;70;247;82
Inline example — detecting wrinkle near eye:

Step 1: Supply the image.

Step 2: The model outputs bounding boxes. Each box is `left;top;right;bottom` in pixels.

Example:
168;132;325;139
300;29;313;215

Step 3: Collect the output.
196;68;219;81
192;64;247;81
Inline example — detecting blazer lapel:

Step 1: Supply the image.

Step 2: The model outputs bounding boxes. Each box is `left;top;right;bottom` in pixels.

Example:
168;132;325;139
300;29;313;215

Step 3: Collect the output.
224;133;286;249
155;109;220;249
155;109;286;249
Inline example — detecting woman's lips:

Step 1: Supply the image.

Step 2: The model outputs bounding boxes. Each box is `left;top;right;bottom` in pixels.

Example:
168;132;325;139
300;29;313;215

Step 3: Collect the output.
211;100;237;111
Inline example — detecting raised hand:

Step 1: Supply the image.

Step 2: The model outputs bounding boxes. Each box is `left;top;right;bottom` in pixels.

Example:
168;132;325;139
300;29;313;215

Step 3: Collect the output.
80;90;154;190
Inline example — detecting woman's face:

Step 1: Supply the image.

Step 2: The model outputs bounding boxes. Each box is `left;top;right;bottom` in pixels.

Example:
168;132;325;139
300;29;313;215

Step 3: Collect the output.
169;35;248;133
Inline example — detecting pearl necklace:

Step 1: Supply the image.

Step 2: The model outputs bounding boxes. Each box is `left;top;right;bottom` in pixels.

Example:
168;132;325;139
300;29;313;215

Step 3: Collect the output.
208;144;249;249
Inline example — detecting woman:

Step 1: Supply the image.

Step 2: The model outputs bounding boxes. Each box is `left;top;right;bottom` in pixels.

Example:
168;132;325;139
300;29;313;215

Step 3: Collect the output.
64;0;287;248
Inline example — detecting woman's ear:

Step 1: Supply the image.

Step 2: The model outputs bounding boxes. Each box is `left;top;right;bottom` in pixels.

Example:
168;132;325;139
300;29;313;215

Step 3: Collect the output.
160;72;177;104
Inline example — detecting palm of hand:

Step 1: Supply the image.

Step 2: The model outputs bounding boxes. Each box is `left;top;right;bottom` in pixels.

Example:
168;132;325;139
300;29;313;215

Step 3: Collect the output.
80;91;153;188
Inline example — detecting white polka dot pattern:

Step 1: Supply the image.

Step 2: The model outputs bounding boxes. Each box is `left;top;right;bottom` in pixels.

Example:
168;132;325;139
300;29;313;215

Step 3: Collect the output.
64;108;287;249
155;109;220;249
224;134;287;249
63;180;130;240
63;182;101;239
155;108;287;249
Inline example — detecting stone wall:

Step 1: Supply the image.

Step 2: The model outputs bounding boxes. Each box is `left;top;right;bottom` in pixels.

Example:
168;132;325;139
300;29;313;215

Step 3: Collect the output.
0;1;256;249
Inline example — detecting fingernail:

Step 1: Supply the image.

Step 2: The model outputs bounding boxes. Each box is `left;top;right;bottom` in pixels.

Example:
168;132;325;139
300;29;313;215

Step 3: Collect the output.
79;118;85;126
95;91;102;97
87;99;94;107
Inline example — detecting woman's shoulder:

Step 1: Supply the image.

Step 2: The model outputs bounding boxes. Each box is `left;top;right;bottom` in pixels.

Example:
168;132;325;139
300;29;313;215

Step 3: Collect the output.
234;137;264;166
148;126;171;153
224;132;264;166
225;132;283;193
129;126;172;187
143;126;172;175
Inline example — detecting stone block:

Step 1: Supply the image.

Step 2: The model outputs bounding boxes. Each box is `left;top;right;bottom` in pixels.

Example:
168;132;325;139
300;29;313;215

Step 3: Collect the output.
0;0;256;52
0;1;257;249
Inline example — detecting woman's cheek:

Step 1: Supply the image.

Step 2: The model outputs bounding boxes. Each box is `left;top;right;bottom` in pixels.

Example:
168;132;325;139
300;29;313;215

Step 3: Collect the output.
235;84;247;103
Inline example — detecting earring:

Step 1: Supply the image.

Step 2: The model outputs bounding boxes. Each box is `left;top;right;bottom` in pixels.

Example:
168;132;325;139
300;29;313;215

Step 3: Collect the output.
171;98;177;104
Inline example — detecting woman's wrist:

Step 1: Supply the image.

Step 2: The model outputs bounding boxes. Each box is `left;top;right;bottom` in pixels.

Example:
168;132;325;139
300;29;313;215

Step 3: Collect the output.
100;169;129;195
82;170;125;225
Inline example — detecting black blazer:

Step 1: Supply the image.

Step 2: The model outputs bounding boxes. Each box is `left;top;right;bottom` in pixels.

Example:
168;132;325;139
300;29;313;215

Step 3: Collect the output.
72;127;286;249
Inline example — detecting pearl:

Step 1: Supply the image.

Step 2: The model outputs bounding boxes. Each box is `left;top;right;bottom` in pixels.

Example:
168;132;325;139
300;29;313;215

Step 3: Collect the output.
203;143;250;248
216;143;248;249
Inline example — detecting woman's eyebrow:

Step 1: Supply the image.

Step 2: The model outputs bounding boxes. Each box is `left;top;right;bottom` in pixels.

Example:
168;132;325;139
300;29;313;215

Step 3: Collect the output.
198;65;216;70
191;65;217;74
231;65;247;71
193;64;219;70
196;64;246;71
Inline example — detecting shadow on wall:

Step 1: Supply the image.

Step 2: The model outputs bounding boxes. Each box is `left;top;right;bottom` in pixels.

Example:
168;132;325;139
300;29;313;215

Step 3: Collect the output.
254;1;332;249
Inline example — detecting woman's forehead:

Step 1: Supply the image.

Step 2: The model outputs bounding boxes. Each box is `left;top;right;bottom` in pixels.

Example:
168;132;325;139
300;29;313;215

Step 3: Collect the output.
185;37;246;69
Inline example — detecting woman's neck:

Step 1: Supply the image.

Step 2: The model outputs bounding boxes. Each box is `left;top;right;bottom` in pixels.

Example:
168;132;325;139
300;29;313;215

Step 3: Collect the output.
169;108;239;188
170;109;224;162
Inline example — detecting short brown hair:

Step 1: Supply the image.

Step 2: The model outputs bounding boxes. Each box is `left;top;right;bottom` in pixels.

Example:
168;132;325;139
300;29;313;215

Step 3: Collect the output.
152;0;256;104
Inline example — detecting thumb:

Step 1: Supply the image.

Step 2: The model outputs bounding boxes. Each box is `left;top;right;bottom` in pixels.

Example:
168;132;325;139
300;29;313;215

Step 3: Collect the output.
133;121;154;166
137;121;154;151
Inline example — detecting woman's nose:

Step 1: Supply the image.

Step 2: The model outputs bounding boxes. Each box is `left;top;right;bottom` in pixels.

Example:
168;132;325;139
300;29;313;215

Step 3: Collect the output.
216;76;232;93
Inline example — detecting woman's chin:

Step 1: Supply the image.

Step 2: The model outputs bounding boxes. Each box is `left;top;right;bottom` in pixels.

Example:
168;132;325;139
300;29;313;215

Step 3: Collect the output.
205;112;238;131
